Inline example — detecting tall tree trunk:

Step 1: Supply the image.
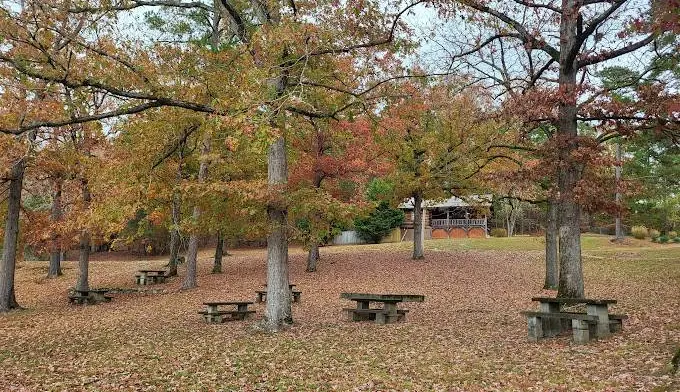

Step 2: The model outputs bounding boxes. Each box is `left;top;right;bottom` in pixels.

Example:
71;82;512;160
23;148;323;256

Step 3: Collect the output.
544;199;559;290
77;180;92;292
167;187;181;277
0;160;25;312
306;170;324;273
48;179;63;278
412;192;424;259
306;243;319;272
614;143;624;241
167;146;184;277
264;136;293;331
213;231;223;274
182;137;211;290
556;1;584;298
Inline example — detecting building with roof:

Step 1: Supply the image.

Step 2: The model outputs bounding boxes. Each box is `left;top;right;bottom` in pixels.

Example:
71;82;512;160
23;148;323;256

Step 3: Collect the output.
399;195;492;239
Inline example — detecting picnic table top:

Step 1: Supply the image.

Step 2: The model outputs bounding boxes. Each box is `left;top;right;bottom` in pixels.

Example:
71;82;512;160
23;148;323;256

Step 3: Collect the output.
75;289;108;294
203;301;254;306
531;297;617;305
138;269;167;273
340;293;425;302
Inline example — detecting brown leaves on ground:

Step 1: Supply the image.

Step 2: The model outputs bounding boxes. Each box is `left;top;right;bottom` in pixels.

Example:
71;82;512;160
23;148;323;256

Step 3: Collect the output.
1;242;679;391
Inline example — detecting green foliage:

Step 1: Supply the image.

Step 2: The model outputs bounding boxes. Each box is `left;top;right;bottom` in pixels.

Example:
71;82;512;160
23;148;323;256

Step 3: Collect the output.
631;226;649;240
22;194;51;212
658;235;670;244
365;178;396;203
354;202;404;244
113;209;169;255
624;134;680;232
668;231;677;238
672;237;680;243
490;228;507;237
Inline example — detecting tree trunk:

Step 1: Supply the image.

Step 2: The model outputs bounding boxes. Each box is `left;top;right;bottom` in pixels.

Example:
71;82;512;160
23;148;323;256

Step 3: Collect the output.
167;188;181;277
556;1;585;298
48;179;63;278
77;180;92;292
306;242;319;272
213;231;223;274
182;137;211;290
412;192;424;259
544;199;559;290
263;136;293;331
0;160;25;312
167;146;184;277
614;143;624;241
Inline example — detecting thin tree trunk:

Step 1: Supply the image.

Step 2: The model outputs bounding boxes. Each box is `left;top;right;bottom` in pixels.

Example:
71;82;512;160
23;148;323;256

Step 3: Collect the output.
306;170;324;273
0;160;25;312
167;188;181;277
412;192;424;259
614;143;624;241
182;137;210;290
77;180;91;292
263;136;293;331
306;243;319;272
556;1;584;298
213;231;223;274
48;178;64;278
544;199;559;290
167;146;184;277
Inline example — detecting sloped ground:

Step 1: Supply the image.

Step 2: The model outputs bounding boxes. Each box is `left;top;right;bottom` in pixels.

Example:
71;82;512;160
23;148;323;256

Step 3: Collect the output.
0;238;678;391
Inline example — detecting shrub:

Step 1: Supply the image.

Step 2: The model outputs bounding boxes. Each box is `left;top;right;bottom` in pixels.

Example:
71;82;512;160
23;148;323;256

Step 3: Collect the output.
354;202;405;244
490;228;507;237
651;236;658;243
649;229;660;239
672;237;680;243
658;235;670;243
668;231;678;238
631;226;648;240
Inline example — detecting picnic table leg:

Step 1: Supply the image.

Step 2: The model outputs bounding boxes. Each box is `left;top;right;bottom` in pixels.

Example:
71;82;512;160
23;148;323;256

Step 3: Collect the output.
382;303;399;324
587;304;611;338
256;292;266;303
571;319;592;344
527;315;543;342
539;302;561;337
206;305;221;323
90;292;102;303
236;304;250;320
355;300;370;321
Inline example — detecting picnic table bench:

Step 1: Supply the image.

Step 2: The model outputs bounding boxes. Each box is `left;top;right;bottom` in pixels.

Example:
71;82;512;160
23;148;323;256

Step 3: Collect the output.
521;297;627;344
198;301;255;323
256;284;301;303
135;269;168;285
68;289;113;305
340;293;425;324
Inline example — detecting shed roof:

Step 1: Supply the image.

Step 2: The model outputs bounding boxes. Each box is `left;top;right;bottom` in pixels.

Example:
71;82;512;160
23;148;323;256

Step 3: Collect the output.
400;195;492;209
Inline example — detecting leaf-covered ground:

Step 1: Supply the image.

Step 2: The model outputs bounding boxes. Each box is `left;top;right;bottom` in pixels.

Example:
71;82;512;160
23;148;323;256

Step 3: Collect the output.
1;236;678;391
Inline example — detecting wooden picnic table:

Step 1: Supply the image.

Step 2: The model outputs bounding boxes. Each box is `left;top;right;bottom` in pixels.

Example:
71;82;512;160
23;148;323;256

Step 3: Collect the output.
199;301;255;323
136;269;167;285
256;284;301;303
340;293;425;324
522;297;626;344
69;289;112;305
